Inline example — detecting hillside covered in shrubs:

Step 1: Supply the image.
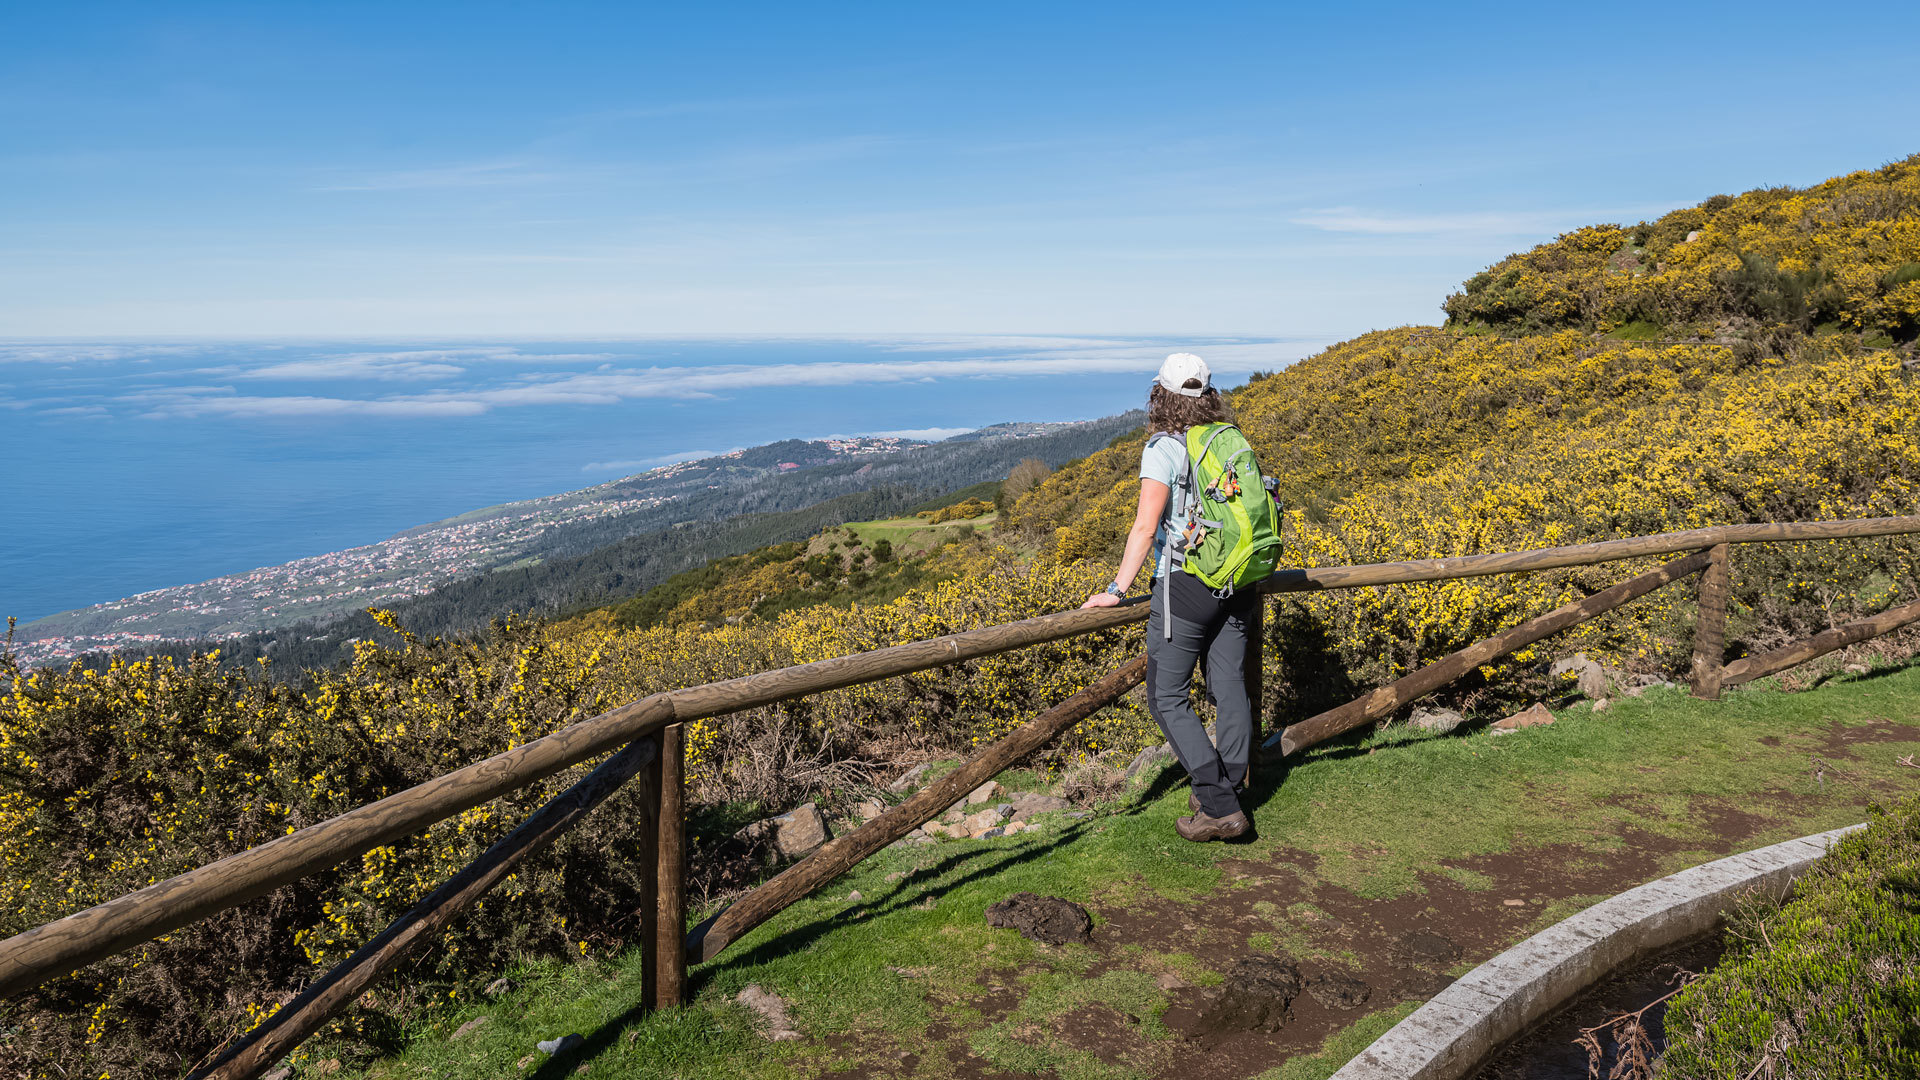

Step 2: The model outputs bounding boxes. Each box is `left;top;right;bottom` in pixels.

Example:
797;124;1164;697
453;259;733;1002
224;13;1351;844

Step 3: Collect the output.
5;156;1920;1078
1008;156;1920;707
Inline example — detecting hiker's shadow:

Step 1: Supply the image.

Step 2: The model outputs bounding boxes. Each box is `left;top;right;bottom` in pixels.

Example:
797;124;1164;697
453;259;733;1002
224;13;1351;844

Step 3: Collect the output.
531;816;1104;1077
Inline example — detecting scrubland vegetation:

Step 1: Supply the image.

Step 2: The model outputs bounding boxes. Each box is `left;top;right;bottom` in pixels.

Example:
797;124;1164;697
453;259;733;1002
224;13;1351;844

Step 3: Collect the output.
1660;793;1920;1079
4;156;1920;1078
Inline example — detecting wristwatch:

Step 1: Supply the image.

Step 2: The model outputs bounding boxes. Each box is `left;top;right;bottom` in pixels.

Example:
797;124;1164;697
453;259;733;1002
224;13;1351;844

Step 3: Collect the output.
1104;581;1126;597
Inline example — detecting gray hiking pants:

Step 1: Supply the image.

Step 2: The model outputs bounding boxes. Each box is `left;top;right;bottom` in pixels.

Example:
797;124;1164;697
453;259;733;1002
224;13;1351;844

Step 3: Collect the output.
1146;573;1256;819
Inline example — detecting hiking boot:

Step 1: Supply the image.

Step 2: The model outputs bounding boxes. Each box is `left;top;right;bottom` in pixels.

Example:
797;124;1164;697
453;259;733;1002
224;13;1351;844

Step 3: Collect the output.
1175;810;1251;843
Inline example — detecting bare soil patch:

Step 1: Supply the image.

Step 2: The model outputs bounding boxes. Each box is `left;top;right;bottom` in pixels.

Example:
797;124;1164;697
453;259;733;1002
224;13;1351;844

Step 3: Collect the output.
1077;796;1847;1079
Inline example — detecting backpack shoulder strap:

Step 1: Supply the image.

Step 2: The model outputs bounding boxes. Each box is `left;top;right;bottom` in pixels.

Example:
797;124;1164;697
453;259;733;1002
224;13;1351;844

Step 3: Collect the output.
1147;431;1192;493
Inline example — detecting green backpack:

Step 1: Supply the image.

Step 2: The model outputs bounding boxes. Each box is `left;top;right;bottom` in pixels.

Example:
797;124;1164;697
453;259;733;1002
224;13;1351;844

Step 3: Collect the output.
1168;422;1284;596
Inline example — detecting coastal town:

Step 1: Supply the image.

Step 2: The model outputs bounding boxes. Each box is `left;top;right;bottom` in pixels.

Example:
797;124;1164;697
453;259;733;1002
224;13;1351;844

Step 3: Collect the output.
11;434;947;666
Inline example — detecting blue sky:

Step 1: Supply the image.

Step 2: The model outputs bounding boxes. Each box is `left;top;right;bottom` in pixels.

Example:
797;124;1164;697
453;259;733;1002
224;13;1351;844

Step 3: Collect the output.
5;2;1916;339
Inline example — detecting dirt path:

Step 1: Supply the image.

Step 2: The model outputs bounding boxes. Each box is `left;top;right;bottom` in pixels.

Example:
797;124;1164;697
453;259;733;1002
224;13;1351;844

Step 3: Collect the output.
870;719;1920;1080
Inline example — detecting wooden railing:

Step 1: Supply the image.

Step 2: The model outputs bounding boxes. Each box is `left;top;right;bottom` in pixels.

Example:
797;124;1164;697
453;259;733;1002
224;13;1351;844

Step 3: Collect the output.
5;515;1920;1079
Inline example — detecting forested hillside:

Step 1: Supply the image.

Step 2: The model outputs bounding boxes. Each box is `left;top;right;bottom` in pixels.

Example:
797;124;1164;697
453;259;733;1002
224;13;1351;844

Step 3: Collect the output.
9;157;1920;1079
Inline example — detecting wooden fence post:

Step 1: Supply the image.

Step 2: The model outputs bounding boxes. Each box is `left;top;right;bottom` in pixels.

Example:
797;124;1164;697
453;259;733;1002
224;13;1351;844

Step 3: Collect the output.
1691;543;1731;700
637;732;663;1012
654;723;688;1008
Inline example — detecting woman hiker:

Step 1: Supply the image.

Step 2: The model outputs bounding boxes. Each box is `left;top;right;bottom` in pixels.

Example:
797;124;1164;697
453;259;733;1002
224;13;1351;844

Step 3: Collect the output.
1082;352;1256;842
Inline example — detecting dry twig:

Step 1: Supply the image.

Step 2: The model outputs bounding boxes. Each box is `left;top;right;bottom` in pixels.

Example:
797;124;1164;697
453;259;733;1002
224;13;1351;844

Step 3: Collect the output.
1575;968;1700;1080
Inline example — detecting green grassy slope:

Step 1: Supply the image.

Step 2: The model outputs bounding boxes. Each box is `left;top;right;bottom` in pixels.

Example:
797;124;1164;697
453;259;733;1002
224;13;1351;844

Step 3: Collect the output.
333;658;1920;1080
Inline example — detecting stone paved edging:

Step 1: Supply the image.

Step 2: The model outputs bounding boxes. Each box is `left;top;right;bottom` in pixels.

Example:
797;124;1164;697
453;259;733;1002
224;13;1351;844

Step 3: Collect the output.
1330;824;1864;1080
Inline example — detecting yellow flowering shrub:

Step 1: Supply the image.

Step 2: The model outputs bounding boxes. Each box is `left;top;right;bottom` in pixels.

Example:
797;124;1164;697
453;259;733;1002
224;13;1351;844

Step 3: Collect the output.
1;552;1149;1077
1011;333;1919;704
1443;154;1920;343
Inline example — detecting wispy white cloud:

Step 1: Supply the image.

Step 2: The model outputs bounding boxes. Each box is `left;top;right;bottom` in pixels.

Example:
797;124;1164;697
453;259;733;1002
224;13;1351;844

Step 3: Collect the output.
0;343;198;364
38;404;109;417
238;356;467;381
860;426;973;441
581;448;738;472
131;389;487;419
87;337;1321;422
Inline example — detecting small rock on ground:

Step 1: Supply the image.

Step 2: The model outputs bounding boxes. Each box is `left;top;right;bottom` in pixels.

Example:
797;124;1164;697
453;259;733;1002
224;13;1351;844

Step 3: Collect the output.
984;892;1092;944
1006;791;1073;821
886;761;933;792
1551;651;1623;698
1125;742;1175;782
1410;707;1464;734
1493;703;1555;730
452;1015;491;1040
1625;677;1680;697
733;803;832;858
737;984;803;1041
962;809;1004;834
536;1033;584;1056
965;780;1000;805
847;890;863;902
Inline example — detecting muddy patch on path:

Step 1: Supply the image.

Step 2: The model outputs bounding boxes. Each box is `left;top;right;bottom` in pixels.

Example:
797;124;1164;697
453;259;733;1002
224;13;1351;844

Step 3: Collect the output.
1081;803;1818;1079
803;789;1868;1080
1817;718;1920;761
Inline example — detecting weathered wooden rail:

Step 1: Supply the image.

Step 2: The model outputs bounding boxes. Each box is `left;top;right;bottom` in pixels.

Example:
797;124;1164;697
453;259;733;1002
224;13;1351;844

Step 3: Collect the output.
4;514;1918;1080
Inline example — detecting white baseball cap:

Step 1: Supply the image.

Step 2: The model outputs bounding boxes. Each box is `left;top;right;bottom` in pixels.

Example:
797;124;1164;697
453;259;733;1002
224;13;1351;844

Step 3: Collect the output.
1155;352;1211;396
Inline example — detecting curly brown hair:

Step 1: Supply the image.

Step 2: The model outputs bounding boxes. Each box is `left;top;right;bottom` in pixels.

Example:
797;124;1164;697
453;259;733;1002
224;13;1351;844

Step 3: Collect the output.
1147;382;1234;434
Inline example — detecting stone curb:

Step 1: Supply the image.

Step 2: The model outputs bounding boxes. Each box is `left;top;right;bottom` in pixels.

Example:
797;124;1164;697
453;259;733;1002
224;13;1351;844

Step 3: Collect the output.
1330;823;1864;1080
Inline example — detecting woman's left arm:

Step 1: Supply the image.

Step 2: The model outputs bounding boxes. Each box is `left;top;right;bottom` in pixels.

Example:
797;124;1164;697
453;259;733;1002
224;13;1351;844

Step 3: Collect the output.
1081;478;1170;608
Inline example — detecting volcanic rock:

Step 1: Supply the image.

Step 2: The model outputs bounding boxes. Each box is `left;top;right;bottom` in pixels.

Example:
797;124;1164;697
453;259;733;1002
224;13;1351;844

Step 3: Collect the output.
734;803;832;858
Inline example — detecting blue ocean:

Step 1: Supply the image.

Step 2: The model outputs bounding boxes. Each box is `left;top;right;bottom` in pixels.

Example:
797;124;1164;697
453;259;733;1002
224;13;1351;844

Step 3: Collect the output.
3;335;1323;624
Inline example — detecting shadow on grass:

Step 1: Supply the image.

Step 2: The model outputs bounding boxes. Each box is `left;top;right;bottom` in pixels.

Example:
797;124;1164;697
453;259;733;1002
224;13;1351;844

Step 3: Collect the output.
530;816;1105;1076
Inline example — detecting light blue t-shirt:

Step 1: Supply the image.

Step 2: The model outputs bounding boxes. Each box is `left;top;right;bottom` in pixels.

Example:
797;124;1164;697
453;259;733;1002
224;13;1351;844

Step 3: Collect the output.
1139;433;1191;578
